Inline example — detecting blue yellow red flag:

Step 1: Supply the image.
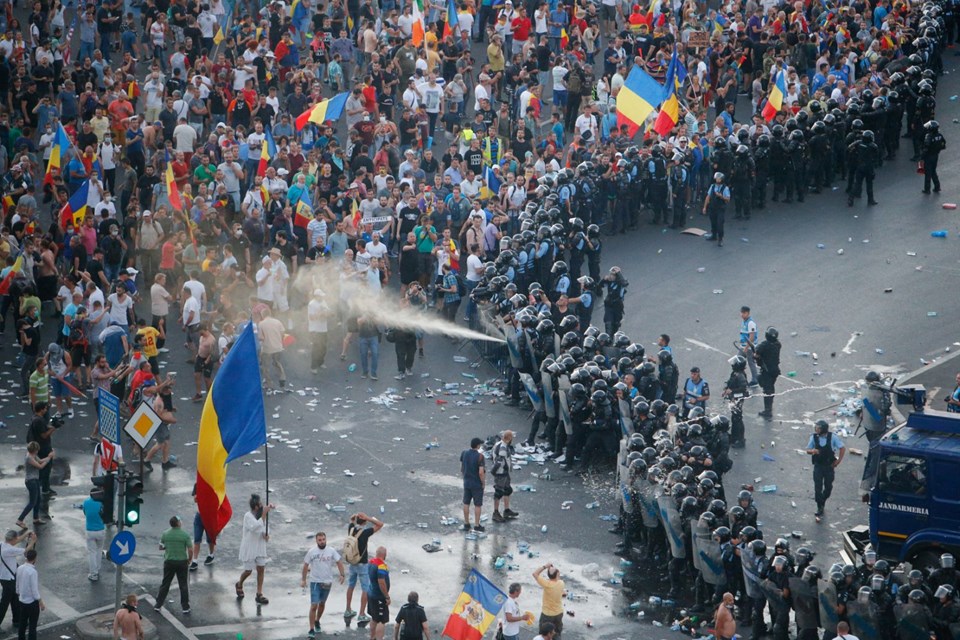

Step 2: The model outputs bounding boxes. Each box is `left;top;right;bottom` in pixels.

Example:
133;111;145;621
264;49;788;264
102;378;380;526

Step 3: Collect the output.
196;322;267;537
762;70;787;122
441;570;507;640
295;92;349;130
616;65;664;137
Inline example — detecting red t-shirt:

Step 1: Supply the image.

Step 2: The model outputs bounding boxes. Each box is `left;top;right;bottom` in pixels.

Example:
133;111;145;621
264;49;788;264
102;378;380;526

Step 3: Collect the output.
160;240;177;270
512;16;532;41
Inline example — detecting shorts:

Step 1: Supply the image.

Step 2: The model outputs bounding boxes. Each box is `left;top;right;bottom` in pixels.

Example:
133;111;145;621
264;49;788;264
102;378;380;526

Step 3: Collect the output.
346;316;359;333
310;582;332;604
494;474;513;500
600;3;617;20
347;562;371;591
51;374;74;398
152;422;171;443
193;512;218;545
242;556;268;571
368;597;389;624
185;324;200;345
193;356;214;378
462;486;484;507
71;344;91;367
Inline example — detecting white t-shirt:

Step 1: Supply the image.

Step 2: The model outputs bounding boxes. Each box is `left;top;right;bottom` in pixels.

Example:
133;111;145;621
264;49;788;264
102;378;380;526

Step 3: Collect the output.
502;597;522;636
366;241;388;262
183;280;206;302
106;293;134;326
181;295;201;327
465;254;483;282
0;543;24;581
256;266;275;301
303;545;341;583
307;299;330;333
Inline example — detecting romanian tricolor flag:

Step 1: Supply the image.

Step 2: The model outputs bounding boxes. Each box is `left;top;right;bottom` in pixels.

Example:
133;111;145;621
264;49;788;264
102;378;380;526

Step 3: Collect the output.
616;65;664;137
257;130;277;178
196;322;267;537
762;70;786;122
295;92;349;130
441;570;507;640
560;28;568;50
654;48;686;136
411;0;426;46
44;124;71;186
442;0;459;38
290;0;307;22
213;19;226;45
294;198;313;228
60;180;89;229
0;253;23;295
479;166;501;200
165;150;183;212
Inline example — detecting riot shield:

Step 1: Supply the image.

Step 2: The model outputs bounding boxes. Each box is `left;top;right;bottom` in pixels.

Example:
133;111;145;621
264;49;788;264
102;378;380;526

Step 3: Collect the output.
893;602;932;640
697;535;725;586
618;398;633;436
542;373;557;419
657;494;686;559
557;379;572;436
788;577;819;631
817;579;840;636
618;440;633;514
846;599;880;640
740;548;761;599
518;373;543;412
760;578;789;614
499;316;523;369
637;477;660;528
690;517;705;574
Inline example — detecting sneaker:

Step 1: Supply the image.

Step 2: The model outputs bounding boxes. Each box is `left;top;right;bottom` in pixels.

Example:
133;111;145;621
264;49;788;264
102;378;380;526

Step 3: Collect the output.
370;375;378;381
154;606;162;613
308;630;316;639
503;509;519;518
418;348;425;358
461;523;471;531
360;374;368;379
42;489;57;496
394;373;406;380
315;621;321;632
473;525;486;532
311;369;319;374
88;574;99;581
182;608;191;615
189;561;199;572
492;511;506;523
143;460;154;471
161;460;178;470
357;614;371;623
67;408;75;418
344;609;357;619
204;555;215;565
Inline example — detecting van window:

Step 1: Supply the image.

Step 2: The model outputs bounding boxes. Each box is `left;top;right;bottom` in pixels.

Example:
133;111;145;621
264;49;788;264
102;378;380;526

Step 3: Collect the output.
878;455;927;496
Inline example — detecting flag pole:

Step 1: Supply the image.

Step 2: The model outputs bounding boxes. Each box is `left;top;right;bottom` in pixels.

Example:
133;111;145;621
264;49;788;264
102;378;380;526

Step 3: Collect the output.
264;437;270;534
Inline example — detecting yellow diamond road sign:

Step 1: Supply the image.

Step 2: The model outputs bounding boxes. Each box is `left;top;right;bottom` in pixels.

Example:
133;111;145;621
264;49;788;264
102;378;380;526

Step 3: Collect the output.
124;402;164;449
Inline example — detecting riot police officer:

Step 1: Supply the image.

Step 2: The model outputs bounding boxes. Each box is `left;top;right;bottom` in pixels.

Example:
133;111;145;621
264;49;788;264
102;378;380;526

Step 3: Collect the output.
669;153;689;229
703;172;731;247
848;130;881;207
647;146;669;225
601;267;628;335
805;420;846;521
860;371;891;497
921;120;946;194
753;135;771;209
723;356;749;448
755;327;782;420
785;129;808;203
731;145;755;220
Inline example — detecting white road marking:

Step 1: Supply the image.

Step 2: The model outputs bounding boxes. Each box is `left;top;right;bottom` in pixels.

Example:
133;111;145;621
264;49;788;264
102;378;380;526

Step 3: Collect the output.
684;338;731;356
842;332;862;355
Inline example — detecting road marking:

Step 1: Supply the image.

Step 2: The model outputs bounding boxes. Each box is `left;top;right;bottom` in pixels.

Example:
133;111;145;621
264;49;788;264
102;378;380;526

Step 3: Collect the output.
189;620;297;635
42;589;81;619
842;332;862;355
684;338;731;357
0;603;114;640
139;595;201;640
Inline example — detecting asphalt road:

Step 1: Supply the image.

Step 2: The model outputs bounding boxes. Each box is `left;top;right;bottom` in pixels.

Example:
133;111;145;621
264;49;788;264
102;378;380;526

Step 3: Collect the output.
4;59;960;640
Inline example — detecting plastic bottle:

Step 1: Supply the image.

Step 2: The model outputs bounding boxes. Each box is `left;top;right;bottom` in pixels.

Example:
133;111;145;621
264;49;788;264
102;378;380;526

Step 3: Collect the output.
932;230;948;238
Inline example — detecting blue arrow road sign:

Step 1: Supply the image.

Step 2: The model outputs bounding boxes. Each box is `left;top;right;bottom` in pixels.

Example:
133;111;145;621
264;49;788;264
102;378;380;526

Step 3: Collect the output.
109;530;137;565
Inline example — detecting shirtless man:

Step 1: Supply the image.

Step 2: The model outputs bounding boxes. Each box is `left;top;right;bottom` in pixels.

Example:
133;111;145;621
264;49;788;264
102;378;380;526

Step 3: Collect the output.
113;594;144;640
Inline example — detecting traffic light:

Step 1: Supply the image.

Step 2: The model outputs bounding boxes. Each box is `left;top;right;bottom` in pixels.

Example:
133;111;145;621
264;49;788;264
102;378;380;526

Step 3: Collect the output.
123;477;144;526
90;474;116;525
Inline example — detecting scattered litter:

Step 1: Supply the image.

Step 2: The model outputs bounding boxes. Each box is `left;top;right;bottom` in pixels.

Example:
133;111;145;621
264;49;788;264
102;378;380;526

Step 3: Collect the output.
817;244;825;249
762;454;776;462
422;543;442;553
325;504;346;512
931;230;948;238
943;203;958;210
928;311;939;317
712;289;723;295
862;239;869;244
837;249;844;255
786;371;797;377
875;348;885;355
741;238;749;243
343;470;355;477
884;288;893;293
907;251;917;256
849;448;864;456
585;501;600;509
761;485;777;493
561;501;574;510
696;267;705;273
540;525;548;533
453;356;469;363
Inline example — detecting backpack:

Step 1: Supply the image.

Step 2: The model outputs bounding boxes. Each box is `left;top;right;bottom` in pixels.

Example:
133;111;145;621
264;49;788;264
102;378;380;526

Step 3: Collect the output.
68;318;86;347
342;527;363;565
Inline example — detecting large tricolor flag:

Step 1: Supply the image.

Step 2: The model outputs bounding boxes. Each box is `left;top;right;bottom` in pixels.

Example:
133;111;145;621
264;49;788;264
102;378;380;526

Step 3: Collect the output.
196;322;267;537
59;180;90;229
442;0;459;38
479;166;501;200
411;0;426;46
441;570;507;640
257;130;277;178
44;124;71;186
653;48;687;136
295;92;349;130
294;192;314;228
165;150;183;212
0;253;23;295
616;65;664;137
762;70;786;122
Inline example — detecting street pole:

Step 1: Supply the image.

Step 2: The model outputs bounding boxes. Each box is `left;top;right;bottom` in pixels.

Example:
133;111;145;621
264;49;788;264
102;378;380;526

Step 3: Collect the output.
115;463;126;611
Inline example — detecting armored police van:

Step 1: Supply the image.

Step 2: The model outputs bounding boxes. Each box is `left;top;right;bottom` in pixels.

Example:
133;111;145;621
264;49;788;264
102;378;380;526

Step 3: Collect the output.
843;384;960;571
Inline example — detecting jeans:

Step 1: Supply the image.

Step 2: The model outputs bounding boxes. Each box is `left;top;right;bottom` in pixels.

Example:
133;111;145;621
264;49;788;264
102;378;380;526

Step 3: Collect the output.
813;464;835;510
463;279;479;324
737;344;760;382
311;332;328;369
156;559;190;610
86;529;105;577
358;336;379;377
18;479;40;522
79;41;95;63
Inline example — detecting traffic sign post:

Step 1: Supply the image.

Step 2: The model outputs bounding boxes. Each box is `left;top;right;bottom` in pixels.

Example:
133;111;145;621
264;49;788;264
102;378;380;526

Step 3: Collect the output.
98;388;121;444
123;402;163;449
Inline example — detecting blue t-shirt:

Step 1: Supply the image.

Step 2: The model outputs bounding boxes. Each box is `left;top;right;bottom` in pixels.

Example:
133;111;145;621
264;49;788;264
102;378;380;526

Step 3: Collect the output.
367;558;390;599
83;496;105;532
806;433;844;451
460;448;484;489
